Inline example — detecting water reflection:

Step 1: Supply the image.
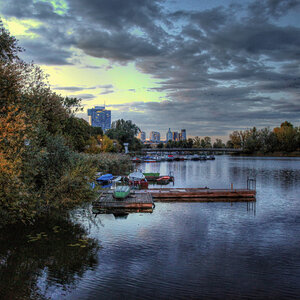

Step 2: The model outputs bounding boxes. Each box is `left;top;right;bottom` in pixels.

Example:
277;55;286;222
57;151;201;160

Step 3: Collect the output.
1;156;300;299
0;215;99;299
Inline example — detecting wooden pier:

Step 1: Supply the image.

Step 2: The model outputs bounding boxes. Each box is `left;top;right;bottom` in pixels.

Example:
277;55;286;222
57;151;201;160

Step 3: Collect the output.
92;191;154;213
143;188;256;202
92;187;256;213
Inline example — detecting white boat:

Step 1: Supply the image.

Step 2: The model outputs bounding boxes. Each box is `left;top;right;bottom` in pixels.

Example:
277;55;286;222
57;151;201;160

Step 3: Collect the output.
128;171;145;181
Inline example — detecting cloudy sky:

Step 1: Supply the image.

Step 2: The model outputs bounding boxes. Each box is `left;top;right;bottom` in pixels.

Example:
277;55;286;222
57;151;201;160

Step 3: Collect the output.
1;0;300;139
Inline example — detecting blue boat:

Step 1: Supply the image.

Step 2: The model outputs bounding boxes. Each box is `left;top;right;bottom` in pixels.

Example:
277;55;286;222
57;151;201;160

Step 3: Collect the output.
96;173;114;182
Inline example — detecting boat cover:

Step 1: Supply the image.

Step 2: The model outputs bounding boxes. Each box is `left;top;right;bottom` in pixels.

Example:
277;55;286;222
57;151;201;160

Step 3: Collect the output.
96;173;114;181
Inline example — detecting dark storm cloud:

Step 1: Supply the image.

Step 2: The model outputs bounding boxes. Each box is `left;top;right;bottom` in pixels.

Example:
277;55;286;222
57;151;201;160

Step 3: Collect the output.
1;0;62;20
248;0;300;19
20;39;73;65
1;0;300;135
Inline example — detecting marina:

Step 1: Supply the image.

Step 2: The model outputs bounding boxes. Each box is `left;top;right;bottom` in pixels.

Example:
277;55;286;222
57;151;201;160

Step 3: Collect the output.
93;186;256;212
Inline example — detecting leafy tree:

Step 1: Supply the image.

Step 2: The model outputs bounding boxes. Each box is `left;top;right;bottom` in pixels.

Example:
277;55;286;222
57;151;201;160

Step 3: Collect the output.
64;117;91;152
193;136;201;147
213;138;225;148
106;119;140;150
274;121;298;152
101;135;114;152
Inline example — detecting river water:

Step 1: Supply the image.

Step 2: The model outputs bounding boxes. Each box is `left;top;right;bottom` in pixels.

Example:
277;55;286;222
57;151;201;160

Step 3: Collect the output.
1;156;300;299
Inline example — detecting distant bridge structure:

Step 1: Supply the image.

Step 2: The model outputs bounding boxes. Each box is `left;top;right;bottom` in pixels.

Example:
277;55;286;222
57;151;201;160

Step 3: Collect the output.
136;148;243;153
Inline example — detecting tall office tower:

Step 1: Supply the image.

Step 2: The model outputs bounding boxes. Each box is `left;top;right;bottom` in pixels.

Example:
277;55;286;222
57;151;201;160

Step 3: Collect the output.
181;129;187;140
166;128;172;141
172;131;179;141
138;131;146;142
150;131;161;142
87;106;111;131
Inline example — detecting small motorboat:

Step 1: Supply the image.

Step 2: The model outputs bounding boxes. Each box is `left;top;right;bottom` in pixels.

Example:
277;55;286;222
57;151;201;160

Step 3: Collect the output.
96;173;114;183
143;172;160;181
113;186;131;199
143;156;157;163
206;155;215;160
166;155;174;161
156;176;172;185
112;176;122;183
128;171;148;189
131;157;142;163
191;154;200;161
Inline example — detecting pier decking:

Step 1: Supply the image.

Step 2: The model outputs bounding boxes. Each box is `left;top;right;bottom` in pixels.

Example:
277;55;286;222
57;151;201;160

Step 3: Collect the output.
142;188;256;202
92;187;256;213
92;191;154;213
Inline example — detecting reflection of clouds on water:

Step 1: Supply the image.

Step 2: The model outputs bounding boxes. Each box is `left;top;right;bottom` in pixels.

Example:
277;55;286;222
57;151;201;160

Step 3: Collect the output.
2;157;300;299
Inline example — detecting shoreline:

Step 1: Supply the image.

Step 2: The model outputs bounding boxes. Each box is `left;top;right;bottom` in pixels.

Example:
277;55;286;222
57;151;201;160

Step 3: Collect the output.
231;151;300;158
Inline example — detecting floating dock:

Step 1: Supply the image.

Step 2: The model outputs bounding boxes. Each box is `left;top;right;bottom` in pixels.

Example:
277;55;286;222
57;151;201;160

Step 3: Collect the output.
143;188;256;202
92;191;154;214
92;187;256;213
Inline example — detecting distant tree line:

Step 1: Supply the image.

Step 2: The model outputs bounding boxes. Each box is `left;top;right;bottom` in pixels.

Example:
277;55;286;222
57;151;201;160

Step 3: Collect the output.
154;136;226;149
227;121;300;153
153;122;299;154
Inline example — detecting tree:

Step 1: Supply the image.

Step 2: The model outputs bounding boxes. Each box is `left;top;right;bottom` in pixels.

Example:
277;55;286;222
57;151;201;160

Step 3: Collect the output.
274;121;298;152
193;136;201;148
213;138;224;148
203;136;212;148
106;119;140;150
101;135;114;152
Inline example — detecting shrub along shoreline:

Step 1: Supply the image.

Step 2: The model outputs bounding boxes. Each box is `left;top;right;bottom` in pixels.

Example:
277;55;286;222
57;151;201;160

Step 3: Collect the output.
0;23;134;227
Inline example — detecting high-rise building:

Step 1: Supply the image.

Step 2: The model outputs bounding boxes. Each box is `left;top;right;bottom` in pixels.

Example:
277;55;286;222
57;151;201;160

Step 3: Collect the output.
172;131;179;141
87;106;111;131
138;131;146;142
180;129;186;140
150;131;160;142
166;128;172;141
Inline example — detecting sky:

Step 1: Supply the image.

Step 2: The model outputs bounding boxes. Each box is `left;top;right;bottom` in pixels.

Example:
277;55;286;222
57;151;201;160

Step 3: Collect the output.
1;0;300;140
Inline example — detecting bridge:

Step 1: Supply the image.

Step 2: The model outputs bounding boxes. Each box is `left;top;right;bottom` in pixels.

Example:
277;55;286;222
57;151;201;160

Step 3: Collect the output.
136;148;243;153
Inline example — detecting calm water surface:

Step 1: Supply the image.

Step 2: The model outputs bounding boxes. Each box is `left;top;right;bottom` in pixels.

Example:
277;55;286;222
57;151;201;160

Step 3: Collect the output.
1;156;300;299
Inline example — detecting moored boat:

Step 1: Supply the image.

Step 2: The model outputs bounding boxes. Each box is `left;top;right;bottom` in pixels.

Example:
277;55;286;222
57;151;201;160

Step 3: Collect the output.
131;157;142;163
166;155;174;161
156;176;173;185
143;172;160;181
191;154;200;161
128;170;148;189
206;154;215;160
96;173;114;183
113;186;131;199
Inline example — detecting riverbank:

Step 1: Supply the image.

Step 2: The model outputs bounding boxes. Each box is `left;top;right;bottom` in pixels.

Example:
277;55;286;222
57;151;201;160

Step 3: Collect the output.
232;151;300;157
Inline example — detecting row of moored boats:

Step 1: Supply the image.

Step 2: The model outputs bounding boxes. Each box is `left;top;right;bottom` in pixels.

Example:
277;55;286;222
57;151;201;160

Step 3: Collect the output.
132;154;215;163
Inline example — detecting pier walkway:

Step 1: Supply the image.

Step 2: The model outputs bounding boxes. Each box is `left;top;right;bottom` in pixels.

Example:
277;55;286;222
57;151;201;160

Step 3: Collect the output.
92;188;256;213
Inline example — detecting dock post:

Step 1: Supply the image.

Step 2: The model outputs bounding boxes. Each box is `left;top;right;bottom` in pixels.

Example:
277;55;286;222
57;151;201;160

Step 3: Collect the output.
231;183;233;190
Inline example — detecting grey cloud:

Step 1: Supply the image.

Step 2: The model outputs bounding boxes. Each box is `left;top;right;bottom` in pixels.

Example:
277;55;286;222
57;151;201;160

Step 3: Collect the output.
20;39;73;65
69;94;96;100
75;29;161;61
99;90;114;95
1;0;64;20
98;84;114;89
1;0;300;135
248;0;300;19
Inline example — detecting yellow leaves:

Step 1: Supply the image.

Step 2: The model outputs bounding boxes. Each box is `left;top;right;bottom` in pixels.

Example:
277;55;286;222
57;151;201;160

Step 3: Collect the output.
68;237;89;248
27;232;48;242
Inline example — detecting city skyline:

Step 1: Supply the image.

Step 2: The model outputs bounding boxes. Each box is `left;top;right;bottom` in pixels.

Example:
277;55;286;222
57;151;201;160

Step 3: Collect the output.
1;0;300;138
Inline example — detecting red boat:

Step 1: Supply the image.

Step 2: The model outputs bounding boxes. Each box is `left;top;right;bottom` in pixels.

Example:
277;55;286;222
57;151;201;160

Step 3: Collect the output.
128;171;149;189
156;176;172;185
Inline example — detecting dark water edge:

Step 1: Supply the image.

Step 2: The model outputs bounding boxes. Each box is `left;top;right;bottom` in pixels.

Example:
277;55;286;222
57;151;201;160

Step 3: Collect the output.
1;156;300;299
